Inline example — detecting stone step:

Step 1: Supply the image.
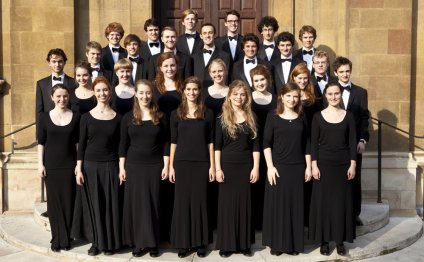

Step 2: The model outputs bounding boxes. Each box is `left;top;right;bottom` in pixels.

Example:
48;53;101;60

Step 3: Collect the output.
34;199;390;237
1;213;421;261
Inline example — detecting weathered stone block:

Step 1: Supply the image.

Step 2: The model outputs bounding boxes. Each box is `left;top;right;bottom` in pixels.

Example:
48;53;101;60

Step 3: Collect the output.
388;29;411;54
350;0;384;8
349;29;387;54
360;9;410;29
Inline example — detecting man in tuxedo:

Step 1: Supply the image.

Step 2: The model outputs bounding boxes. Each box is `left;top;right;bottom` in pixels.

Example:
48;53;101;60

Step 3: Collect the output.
232;33;273;90
271;31;304;94
85;41;113;83
192;23;231;88
311;50;334;109
140;18;163;63
293;25;317;71
257;16;280;62
148;26;193;81
333;56;370;225
176;9;203;57
100;22;127;72
122;34;147;85
215;10;244;66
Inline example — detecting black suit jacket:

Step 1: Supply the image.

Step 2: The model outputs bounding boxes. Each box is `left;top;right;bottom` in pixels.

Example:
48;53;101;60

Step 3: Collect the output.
341;83;370;142
92;66;113;84
192;48;231;88
101;46;127;72
140;41;164;64
215;34;244;64
271;56;304;94
311;73;336;109
231;58;274;92
147;51;193;81
176;32;204;57
258;42;280;62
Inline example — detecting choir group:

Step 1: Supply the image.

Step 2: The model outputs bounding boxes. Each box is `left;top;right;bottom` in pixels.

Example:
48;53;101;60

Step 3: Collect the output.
35;8;370;258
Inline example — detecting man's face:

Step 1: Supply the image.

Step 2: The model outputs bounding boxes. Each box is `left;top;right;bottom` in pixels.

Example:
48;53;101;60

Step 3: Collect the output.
313;56;329;75
86;48;101;65
243;41;258;59
224;14;239;34
125;41;140;57
48;54;65;74
334;64;352;84
261;26;275;42
301;32;315;49
161;30;177;50
200;25;215;46
146;26;160;41
182;14;197;31
277;41;293;57
107;31;122;46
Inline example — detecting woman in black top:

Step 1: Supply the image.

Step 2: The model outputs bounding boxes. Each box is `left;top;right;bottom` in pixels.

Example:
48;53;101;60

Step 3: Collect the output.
215;80;260;258
309;81;357;256
203;58;229;117
262;83;311;256
71;61;96;114
169;76;215;258
249;64;277;230
75;76;121;256
119;80;169;257
38;84;79;252
111;58;135;115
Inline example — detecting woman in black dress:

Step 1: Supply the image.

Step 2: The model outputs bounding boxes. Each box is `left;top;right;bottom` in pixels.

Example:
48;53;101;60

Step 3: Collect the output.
111;58;135;115
37;84;79;252
215;80;260;257
119;80;169;257
309;80;357;256
203;58;229;117
75;76;121;256
169;76;215;258
262;83;311;256
71;61;96;114
249;64;277;230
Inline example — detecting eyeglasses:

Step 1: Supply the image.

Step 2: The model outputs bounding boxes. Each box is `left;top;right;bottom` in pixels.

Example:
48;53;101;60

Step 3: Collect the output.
226;20;239;24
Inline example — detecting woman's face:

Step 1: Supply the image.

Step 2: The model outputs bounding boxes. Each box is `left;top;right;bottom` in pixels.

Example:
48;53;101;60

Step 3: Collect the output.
230;87;247;108
94;82;111;103
51;88;69;109
252;74;268;93
160;58;177;79
281;90;299;110
209;62;225;85
75;67;91;88
324;85;342;107
184;82;200;103
293;73;309;90
116;68;132;84
135;83;152;107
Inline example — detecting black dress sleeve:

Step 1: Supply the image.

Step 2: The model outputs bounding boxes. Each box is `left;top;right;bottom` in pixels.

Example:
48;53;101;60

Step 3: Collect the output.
118;112;132;158
310;112;320;161
347;112;357;161
170;110;179;144
37;113;47;146
77;113;88;161
262;112;274;150
214;116;223;151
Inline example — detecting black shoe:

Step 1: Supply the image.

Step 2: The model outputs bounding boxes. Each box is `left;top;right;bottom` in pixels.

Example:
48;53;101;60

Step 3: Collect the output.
288;251;299;256
132;248;144;257
62;246;71;251
336;244;346;255
51;246;60;252
41;211;48;218
103;250;114;256
270;250;283;256
320;243;330;256
149;247;159;257
355;216;364;226
87;246;99;256
219;250;232;257
178;248;188;258
197;246;206;257
243;248;252;257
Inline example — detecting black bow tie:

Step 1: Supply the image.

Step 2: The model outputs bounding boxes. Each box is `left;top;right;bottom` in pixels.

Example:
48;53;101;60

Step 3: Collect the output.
316;75;327;82
203;49;212;55
281;58;291;63
128;56;139;63
228;35;237;41
111;47;120;53
91;67;100;72
186;33;196;39
52;76;62;81
303;49;313;55
149;42;160;48
264;44;274;49
246;59;255;64
343;85;351;91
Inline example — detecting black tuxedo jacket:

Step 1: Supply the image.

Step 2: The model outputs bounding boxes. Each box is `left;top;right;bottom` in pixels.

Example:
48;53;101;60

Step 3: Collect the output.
311;73;336;110
231;58;274;92
192;48;231;88
271;57;304;94
215;34;244;64
258;42;280;62
92;66;113;84
140;41;164;63
101;46;127;72
176;32;204;57
341;83;370;142
147;51;193;81
292;47;317;62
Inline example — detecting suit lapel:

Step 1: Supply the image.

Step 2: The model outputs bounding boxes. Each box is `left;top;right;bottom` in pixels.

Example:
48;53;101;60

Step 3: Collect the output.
275;62;285;84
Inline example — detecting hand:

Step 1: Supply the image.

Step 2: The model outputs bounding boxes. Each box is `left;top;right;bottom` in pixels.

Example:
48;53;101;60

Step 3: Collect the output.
216;170;224;183
75;171;84;186
161;167;169;180
347;165;356;180
38;165;46;177
250;167;259;184
357;141;366;154
209;167;215;182
119;169;126;185
305;166;312;182
312;166;321;180
267;166;279;186
169;166;175;183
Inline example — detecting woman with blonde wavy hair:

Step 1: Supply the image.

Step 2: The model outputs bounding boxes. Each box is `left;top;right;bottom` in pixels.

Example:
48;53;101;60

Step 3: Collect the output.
214;80;260;258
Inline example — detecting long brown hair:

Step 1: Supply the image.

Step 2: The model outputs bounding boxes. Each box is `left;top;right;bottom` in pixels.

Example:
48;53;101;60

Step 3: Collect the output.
154;52;182;94
220;80;257;139
276;82;303;115
177;76;206;120
289;63;315;104
132;80;163;125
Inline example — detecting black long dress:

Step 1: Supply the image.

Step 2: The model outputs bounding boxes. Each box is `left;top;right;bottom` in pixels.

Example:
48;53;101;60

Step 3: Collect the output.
262;113;310;253
169;109;214;249
77;113;121;252
215;119;260;252
119;112;169;250
38;112;79;249
251;94;277;230
309;111;357;244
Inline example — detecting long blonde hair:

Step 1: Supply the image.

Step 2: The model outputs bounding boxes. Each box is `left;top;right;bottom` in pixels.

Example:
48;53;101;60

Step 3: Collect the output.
220;80;257;139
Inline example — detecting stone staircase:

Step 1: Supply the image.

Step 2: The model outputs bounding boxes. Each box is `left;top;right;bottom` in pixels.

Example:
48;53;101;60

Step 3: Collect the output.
0;200;421;261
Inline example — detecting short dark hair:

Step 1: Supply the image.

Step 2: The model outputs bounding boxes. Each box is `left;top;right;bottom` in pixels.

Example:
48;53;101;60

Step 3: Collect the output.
333;56;353;72
242;33;260;49
144;18;160;32
201;23;216;34
225;10;240;20
257;16;279;33
123;34;142;47
298;25;317;40
275;31;295;46
46;48;67;62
